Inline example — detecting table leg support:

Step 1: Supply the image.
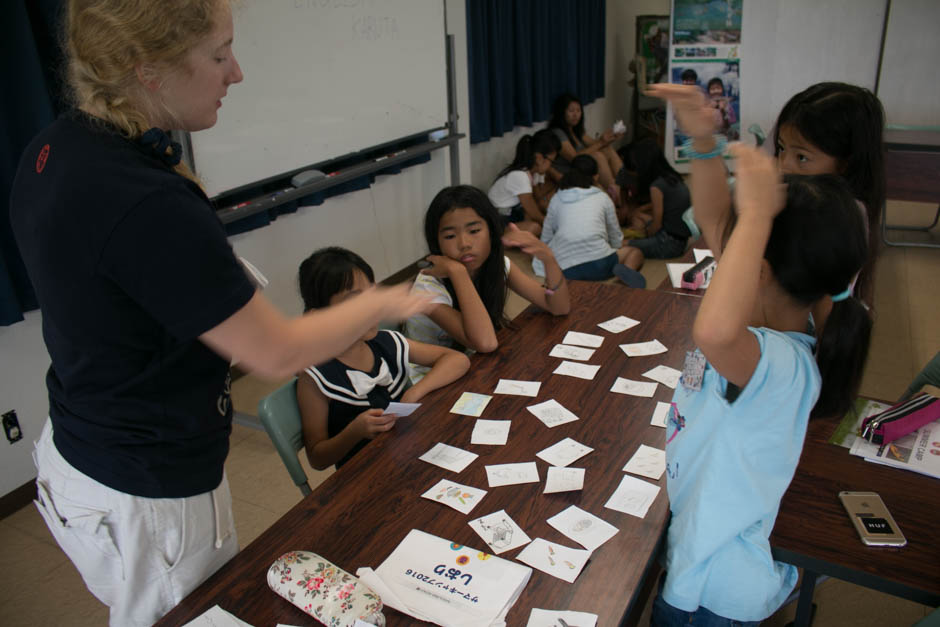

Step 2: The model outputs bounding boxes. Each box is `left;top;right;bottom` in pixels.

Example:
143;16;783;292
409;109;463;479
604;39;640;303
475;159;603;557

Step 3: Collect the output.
793;570;818;627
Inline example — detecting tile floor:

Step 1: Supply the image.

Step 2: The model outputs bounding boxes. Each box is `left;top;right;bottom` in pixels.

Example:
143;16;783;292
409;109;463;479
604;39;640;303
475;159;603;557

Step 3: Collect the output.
1;200;936;626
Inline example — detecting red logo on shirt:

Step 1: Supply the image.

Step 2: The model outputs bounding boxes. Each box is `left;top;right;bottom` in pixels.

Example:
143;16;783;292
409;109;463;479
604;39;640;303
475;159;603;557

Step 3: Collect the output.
36;144;50;173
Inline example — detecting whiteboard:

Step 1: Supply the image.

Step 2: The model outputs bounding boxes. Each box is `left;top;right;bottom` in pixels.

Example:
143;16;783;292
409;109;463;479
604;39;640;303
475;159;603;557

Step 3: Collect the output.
191;0;448;198
876;0;940;127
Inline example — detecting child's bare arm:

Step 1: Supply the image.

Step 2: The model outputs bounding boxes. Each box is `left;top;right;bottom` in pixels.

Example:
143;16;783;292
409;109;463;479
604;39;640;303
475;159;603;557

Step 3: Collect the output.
401;341;471;402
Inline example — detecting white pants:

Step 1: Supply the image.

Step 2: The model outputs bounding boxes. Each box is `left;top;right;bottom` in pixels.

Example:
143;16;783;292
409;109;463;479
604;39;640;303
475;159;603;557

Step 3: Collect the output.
33;419;239;626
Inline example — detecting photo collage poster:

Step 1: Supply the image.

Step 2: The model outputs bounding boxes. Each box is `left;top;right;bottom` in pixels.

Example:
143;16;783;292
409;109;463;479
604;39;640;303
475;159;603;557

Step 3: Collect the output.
667;0;742;164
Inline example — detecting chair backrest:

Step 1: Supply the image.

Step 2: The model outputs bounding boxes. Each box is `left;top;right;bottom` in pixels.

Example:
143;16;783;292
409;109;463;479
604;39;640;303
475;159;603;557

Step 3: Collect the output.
257;378;311;496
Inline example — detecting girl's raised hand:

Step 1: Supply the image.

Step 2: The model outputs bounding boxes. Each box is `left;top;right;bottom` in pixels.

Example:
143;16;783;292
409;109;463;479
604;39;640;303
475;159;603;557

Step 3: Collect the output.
729;143;786;222
502;223;550;260
645;83;717;139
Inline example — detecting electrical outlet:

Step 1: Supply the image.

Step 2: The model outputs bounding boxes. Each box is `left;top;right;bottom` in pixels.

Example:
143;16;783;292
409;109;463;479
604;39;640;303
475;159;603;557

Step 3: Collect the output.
2;410;23;444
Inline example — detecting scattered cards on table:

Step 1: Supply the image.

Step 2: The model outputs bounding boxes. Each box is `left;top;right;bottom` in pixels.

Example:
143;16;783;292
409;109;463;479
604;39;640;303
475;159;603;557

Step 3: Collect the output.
610;377;658;397
650;401;671;428
468;509;532;554
383;401;421;417
494;379;541;397
547;505;619;551
450;392;492;417
642;365;682;389
553;361;601;380
485;462;540;487
549;344;596;361
562;331;604;347
619;339;668;357
597;315;640;334
419;442;478;473
544;467;585;494
536;437;593;467
527;399;580;428
422;479;487;514
516;538;592;584
471;419;511;445
604;475;660;519
526;608;598;627
622;444;666;480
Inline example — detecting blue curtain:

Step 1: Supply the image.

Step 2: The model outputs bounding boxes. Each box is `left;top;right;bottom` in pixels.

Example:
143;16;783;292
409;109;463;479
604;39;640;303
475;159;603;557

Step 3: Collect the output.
1;0;64;326
467;0;606;144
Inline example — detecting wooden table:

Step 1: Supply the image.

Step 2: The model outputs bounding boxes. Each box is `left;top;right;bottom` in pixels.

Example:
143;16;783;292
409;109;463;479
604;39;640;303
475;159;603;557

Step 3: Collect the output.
157;282;701;626
771;410;940;625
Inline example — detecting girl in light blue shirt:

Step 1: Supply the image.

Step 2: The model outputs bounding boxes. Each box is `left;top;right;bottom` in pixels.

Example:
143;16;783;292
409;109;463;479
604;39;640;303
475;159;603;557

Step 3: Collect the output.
654;145;872;625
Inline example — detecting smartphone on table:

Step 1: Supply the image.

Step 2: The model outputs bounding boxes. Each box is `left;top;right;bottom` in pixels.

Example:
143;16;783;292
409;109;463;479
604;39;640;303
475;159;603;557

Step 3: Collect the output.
838;491;907;547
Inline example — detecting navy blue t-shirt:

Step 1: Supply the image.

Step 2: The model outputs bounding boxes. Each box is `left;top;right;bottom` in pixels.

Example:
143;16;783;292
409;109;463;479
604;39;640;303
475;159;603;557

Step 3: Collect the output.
10;111;256;498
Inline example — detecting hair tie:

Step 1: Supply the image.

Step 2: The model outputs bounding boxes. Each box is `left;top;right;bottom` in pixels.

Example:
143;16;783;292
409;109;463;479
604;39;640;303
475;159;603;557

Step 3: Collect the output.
138;127;183;166
680;135;727;160
831;287;852;302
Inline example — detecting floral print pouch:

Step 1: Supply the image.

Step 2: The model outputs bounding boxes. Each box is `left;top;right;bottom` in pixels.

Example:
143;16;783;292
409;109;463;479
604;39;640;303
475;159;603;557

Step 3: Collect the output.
267;551;385;626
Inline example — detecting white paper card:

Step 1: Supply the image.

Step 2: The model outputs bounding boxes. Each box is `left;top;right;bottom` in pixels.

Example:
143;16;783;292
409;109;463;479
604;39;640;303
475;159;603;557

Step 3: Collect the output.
450;392;492;417
642;365;682;389
693;248;714;263
650;401;671;428
604;475;661;518
547;505;619;551
549;344;596;361
468;509;532;554
610;377;658;397
516;538;591;584
494;379;541;397
526;609;598;627
553;361;601;380
485;462;540;487
536;438;593;467
544;467;585;494
667;262;694;288
419;442;478;473
597;315;641;333
471;419;511;446
384;402;421;417
622;444;666;480
183;606;255;627
620;339;668;357
526;399;580;428
422;479;487;514
562;331;604;347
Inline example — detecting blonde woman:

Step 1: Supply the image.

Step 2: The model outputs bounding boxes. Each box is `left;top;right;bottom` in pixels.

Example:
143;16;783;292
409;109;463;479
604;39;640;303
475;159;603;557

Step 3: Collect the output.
9;1;430;625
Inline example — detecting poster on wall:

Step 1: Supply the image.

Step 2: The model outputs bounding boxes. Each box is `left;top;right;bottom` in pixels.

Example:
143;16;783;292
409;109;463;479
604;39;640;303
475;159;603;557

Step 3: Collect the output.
667;0;743;165
637;15;671;87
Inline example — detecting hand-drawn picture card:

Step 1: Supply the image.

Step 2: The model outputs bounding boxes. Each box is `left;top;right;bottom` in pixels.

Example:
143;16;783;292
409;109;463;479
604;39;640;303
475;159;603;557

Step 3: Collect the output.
562;331;604;348
382;401;421;417
468;509;532;554
422;479;487;515
642;365;682;389
419;442;478;473
526;399;579;428
526;608;598;627
619;339;668;357
450;392;492;417
553;361;601;380
516;538;591;584
471;419;511;446
485;462;540;487
604;475;660;519
536;437;593;467
549;344;596;361
544;467;585;494
494;379;541;397
597;315;640;334
610;377;658;397
546;505;619;551
650;401;671;428
622;444;666;480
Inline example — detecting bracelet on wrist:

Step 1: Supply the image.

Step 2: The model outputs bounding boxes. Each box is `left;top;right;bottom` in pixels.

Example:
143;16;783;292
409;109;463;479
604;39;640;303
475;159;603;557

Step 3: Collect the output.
543;277;565;296
681;135;728;160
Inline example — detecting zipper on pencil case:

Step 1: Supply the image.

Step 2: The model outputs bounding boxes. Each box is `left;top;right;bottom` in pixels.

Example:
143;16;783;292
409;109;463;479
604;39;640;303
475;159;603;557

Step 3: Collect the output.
862;395;937;441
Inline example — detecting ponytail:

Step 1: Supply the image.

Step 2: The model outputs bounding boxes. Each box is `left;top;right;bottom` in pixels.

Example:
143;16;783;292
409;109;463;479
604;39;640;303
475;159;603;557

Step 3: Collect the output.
495;133;556;181
811;296;872;419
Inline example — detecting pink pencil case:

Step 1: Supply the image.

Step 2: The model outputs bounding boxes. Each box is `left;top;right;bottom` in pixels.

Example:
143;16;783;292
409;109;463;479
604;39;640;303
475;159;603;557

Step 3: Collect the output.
860;394;939;445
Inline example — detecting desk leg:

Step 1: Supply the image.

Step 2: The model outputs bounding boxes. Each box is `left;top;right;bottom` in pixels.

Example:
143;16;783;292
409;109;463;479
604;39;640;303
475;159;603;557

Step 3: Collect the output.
793;570;818;627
